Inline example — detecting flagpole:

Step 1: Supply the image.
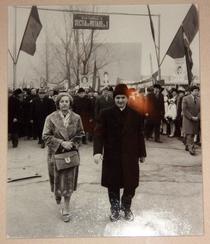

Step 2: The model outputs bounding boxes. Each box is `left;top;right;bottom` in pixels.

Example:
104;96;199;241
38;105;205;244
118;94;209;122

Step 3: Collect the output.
13;6;17;89
147;5;161;83
157;14;161;80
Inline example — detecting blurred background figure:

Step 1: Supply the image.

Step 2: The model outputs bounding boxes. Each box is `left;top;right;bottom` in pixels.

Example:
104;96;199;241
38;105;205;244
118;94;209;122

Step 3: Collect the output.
94;86;114;120
30;89;56;148
8;88;23;148
72;88;92;144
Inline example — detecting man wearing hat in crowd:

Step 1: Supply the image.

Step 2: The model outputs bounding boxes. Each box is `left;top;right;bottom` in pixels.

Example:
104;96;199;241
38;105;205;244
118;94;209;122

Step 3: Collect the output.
30;88;56;148
182;85;200;155
94;85;114;120
93;83;146;222
72;87;92;144
146;84;165;142
8;88;23;148
176;86;186;138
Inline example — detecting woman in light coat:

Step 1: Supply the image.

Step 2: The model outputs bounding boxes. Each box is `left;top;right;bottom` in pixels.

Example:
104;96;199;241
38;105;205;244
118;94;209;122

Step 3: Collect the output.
42;92;84;222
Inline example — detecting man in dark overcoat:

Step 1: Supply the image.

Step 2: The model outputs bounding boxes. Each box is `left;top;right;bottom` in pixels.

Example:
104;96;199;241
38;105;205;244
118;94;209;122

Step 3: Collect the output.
8;89;23;147
182;85;200;155
151;84;165;142
93;84;146;222
94;86;114;120
72;88;92;144
30;89;56;148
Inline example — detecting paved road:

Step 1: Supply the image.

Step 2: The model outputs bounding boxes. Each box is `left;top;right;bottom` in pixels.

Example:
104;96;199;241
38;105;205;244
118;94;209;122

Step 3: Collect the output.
7;136;203;238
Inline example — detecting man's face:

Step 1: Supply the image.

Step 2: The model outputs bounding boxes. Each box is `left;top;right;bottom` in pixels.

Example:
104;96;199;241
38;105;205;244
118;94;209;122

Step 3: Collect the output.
191;89;199;97
31;89;36;95
39;93;45;99
114;95;128;109
78;92;85;98
102;89;109;97
154;88;160;94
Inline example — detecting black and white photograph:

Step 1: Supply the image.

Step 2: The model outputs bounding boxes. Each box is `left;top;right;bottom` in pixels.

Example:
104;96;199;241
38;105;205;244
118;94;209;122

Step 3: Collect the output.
7;3;203;238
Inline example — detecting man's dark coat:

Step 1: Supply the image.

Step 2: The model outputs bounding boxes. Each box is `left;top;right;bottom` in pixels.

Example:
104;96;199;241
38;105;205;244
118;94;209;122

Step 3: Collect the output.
94;105;146;189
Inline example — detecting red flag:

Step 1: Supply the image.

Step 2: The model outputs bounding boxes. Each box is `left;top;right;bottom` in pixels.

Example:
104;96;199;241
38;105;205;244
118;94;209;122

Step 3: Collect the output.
166;4;198;59
20;6;42;55
183;29;193;84
147;5;155;42
92;60;97;90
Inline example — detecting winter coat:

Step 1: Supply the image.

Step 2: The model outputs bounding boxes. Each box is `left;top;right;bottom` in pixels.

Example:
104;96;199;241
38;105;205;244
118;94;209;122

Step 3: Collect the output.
182;94;200;134
72;95;92;132
144;93;164;121
94;105;146;189
8;95;22;134
94;95;114;120
128;93;145;117
42;110;85;191
30;96;56;130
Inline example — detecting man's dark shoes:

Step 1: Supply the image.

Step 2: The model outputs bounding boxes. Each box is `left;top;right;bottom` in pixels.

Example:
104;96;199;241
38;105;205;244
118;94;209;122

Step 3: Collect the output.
110;209;120;222
123;209;134;221
155;140;162;143
189;148;196;156
185;145;189;151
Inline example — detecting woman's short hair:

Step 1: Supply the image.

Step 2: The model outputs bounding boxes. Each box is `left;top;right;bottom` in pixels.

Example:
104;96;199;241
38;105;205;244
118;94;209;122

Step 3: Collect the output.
55;92;74;109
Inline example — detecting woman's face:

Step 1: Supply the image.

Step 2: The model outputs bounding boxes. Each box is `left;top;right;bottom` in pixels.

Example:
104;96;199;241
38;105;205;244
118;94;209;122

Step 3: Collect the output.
59;96;70;111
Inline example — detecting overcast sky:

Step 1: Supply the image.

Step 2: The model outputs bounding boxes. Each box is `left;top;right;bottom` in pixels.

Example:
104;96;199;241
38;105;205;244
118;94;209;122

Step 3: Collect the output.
8;4;199;88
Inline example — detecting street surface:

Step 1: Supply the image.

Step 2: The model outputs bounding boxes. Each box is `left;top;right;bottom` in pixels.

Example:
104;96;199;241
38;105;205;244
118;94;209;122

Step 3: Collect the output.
7;136;203;238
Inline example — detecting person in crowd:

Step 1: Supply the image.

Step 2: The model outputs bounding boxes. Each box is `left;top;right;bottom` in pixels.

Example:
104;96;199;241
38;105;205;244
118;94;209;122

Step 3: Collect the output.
42;92;85;222
107;85;114;98
144;86;155;140
160;88;170;135
93;84;146;222
144;84;164;142
47;89;54;100
87;88;96;142
8;88;23;148
176;86;186;139
28;88;39;139
94;86;114;120
30;89;56;148
182;85;200;155
128;88;145;117
152;84;165;142
72;87;92;144
21;89;33;139
164;96;177;137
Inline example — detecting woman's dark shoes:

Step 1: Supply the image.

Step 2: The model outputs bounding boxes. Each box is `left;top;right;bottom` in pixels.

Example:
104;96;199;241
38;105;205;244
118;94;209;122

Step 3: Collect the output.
60;208;71;222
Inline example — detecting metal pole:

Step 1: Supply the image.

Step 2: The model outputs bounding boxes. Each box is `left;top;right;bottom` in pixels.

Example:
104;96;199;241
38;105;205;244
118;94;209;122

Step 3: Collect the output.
158;14;161;81
45;19;49;86
13;6;17;90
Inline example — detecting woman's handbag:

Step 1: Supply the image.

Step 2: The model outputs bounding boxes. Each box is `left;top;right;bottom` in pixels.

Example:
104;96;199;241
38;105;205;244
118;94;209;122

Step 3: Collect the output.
54;151;80;171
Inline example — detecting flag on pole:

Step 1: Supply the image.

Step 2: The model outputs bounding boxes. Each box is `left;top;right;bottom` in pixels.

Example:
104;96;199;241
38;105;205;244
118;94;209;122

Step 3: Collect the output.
147;5;155;42
166;4;198;59
20;6;42;55
92;60;97;90
183;28;193;84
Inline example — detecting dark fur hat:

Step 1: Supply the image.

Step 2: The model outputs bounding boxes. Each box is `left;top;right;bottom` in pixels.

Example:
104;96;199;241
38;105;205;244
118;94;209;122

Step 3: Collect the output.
113;84;129;98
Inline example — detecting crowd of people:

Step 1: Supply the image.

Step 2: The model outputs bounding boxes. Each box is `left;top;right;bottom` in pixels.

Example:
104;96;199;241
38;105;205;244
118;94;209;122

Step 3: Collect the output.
8;82;200;222
8;83;200;153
